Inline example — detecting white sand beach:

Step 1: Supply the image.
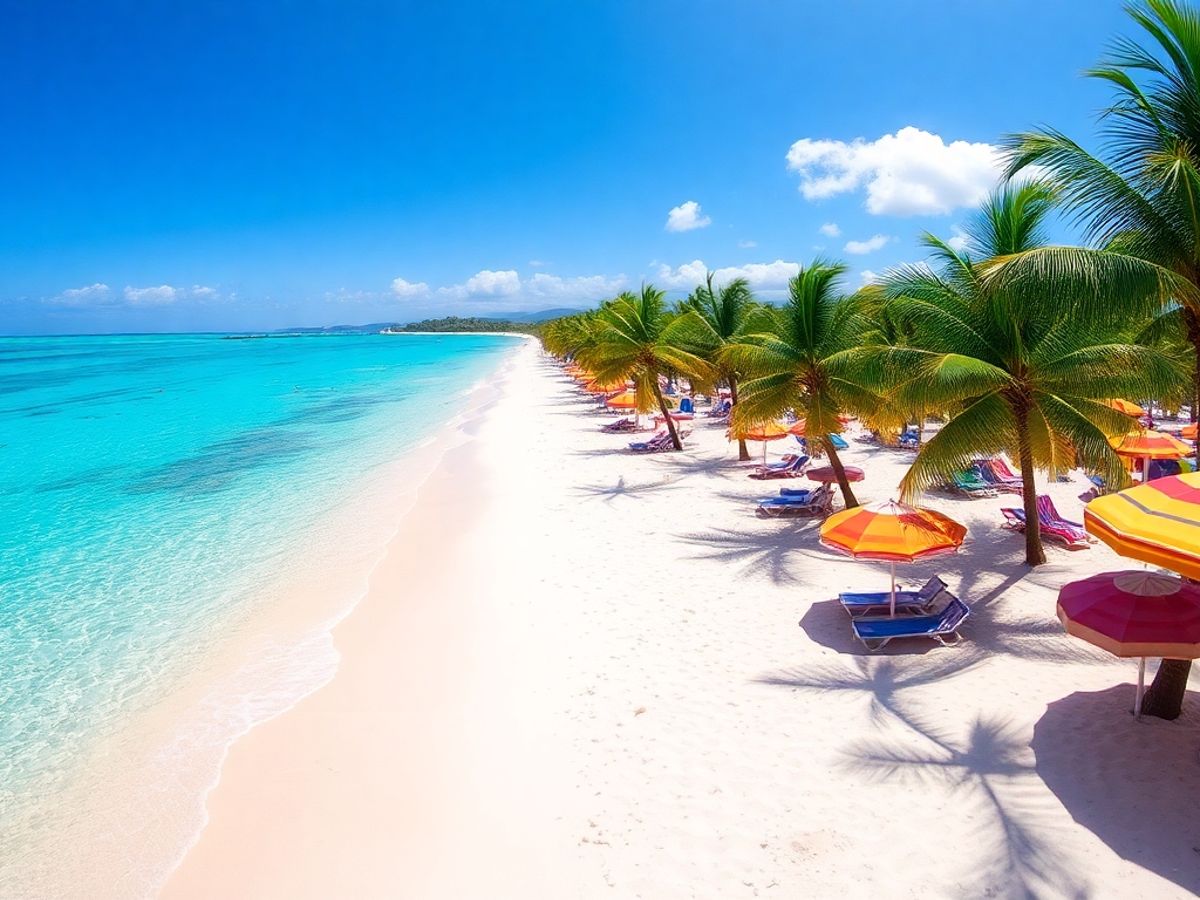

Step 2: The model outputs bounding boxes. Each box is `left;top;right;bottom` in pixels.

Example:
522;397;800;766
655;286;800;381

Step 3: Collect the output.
162;343;1200;898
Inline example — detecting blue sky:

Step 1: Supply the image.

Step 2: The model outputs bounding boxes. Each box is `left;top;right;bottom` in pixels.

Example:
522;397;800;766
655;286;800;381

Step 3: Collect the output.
0;1;1136;334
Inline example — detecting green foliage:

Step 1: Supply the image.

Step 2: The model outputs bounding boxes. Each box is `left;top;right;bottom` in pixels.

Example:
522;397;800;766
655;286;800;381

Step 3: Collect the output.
387;316;541;335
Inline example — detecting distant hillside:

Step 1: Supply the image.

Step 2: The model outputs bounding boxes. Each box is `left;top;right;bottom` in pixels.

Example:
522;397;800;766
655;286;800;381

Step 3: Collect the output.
382;316;541;335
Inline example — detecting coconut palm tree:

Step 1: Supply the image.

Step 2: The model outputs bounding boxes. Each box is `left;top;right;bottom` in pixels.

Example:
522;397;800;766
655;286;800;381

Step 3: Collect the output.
576;285;714;451
677;273;764;460
879;182;1185;566
1003;0;1200;420
723;261;880;508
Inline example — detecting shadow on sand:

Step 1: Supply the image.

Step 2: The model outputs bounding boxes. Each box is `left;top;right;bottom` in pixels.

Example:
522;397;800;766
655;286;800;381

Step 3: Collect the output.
1032;685;1200;895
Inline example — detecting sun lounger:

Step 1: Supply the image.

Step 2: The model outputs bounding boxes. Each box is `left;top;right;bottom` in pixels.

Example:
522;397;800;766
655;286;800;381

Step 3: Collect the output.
851;594;970;650
705;399;732;419
755;484;833;518
679;397;695;414
628;429;686;453
838;575;949;618
951;470;998;497
601;417;638;433
1000;497;1091;549
749;454;810;480
974;459;1023;494
897;429;920;450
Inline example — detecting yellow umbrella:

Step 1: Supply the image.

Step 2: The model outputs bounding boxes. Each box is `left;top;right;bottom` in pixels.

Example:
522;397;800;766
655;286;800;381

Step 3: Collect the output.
730;421;805;464
606;390;640;410
1084;472;1200;580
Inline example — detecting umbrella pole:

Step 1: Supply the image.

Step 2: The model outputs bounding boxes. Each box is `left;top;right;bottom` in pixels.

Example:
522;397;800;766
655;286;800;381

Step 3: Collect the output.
889;561;896;618
1135;657;1146;717
1143;456;1151;483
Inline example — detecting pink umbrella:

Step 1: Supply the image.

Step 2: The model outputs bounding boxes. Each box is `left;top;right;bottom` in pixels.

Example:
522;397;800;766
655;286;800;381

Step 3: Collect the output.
806;465;864;484
1057;571;1200;715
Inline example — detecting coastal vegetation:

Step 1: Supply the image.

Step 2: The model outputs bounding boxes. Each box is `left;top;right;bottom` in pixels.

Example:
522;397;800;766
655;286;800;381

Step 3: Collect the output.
383;316;543;335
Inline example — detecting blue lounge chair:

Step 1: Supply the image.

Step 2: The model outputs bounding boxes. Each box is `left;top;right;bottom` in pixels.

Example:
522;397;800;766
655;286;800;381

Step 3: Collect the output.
851;595;970;650
838;576;949;618
749;454;809;480
755;484;833;518
679;397;695;414
898;429;920;450
951;470;998;497
705;398;731;418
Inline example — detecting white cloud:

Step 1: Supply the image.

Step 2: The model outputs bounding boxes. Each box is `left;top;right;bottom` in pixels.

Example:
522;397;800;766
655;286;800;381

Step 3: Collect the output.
665;200;712;232
786;126;1002;216
843;234;892;255
946;227;969;252
654;259;801;292
190;284;218;299
859;270;880;286
819;222;841;237
528;259;547;268
123;284;178;305
46;283;112;307
525;272;627;301
390;277;430;298
737;239;757;249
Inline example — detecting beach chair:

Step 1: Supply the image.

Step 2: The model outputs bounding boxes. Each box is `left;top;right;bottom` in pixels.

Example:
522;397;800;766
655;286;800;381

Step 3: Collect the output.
851;594;971;650
755;484;833;518
679;397;694;414
705;398;732;419
897;429;920;450
600;417;638;433
1036;495;1091;548
974;459;1023;494
749;454;810;480
838;575;950;618
628;430;677;453
950;470;998;497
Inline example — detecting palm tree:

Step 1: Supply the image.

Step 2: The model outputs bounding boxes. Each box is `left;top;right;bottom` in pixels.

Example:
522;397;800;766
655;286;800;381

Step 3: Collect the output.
723;261;880;508
678;273;763;460
576;285;714;451
879;182;1184;566
1003;0;1200;422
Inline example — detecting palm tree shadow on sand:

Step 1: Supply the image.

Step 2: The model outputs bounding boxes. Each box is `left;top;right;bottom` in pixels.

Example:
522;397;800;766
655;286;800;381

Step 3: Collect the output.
756;656;1091;897
573;475;682;504
1032;685;1200;895
675;521;829;586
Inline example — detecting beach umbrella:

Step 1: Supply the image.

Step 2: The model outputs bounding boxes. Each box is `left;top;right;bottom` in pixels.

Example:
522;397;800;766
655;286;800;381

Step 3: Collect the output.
1109;429;1191;481
1182;422;1197;441
583;377;628;394
820;500;966;615
806;465;864;484
1084;472;1200;580
730;420;806;465
1106;398;1146;417
1057;571;1200;715
606;390;641;410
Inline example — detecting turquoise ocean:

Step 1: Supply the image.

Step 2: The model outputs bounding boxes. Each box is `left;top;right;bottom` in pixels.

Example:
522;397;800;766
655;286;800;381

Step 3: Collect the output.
0;332;520;893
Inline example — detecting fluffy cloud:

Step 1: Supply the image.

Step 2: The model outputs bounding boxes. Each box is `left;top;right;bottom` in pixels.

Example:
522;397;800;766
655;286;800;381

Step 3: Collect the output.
525;272;627;301
786;126;1001;216
665;200;712;232
737;239;757;249
47;283;112;307
189;284;218;299
819;222;841;237
946;227;969;252
843;234;892;255
859;270;880;286
654;259;801;292
123;285;178;305
390;277;430;298
436;268;522;300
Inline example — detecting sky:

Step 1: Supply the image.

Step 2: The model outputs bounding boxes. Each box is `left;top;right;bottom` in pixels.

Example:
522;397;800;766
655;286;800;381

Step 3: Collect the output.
0;0;1141;334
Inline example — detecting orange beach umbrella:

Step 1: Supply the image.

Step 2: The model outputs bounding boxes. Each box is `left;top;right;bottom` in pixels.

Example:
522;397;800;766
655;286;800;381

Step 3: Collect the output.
605;390;641;410
730;420;806;464
820;500;966;615
1106;398;1146;417
1084;472;1200;581
1109;429;1191;481
1182;422;1197;441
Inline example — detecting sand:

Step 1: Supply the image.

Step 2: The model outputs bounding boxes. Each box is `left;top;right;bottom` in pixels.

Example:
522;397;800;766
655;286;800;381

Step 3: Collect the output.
162;343;1200;899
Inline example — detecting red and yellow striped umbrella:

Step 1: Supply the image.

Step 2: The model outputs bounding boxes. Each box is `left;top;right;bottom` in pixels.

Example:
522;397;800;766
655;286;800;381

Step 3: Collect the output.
1084;473;1200;581
820;500;966;616
1109;429;1191;460
1106;398;1146;417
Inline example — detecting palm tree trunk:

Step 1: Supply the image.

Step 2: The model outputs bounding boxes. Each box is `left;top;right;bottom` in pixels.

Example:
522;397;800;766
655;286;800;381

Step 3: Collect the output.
824;440;858;508
651;378;682;451
729;377;750;461
1014;410;1046;567
1141;658;1190;720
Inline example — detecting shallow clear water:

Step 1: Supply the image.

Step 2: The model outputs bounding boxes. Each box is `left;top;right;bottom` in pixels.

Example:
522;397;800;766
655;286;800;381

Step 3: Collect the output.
0;332;517;837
